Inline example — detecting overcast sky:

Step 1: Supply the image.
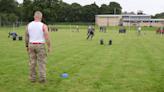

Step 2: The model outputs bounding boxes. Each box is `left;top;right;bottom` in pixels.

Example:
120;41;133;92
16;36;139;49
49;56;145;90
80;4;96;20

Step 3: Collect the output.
17;0;164;16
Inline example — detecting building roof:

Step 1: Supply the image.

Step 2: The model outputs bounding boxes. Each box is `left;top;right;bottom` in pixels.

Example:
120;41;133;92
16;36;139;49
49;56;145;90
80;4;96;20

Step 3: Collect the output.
150;19;164;21
123;15;151;17
95;14;151;17
129;15;151;16
122;19;164;21
95;14;164;21
95;15;121;17
123;19;151;21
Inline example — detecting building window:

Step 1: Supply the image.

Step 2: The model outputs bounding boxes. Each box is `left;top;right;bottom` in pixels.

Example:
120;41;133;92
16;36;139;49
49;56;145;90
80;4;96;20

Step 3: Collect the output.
143;21;148;23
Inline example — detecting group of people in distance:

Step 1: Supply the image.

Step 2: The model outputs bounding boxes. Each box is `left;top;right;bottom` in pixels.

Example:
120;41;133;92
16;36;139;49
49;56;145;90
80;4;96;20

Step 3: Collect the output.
99;26;106;32
156;28;164;34
75;25;94;40
86;25;95;40
119;28;126;33
50;27;58;32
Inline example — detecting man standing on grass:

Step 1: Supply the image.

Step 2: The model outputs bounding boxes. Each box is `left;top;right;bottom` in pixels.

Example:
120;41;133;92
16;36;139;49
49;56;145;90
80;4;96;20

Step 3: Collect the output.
25;11;51;83
89;25;91;30
87;28;94;40
138;26;141;35
76;25;79;32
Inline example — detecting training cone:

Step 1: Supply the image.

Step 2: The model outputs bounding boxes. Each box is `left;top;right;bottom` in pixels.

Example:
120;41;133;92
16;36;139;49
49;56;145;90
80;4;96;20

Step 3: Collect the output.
61;73;68;78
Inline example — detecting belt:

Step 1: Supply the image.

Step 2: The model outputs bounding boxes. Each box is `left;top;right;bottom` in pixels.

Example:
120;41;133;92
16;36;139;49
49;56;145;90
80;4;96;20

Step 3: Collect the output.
30;43;44;45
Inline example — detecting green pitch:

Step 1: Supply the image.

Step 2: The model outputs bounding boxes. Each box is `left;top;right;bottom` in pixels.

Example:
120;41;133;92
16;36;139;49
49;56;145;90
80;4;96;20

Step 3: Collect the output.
0;25;164;92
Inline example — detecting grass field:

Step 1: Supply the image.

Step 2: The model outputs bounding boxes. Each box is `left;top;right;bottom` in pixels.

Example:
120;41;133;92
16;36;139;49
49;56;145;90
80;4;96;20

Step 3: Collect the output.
0;25;164;92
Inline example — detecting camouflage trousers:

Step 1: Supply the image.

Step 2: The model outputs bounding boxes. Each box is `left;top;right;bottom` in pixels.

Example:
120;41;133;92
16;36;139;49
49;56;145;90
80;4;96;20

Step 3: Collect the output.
28;44;47;82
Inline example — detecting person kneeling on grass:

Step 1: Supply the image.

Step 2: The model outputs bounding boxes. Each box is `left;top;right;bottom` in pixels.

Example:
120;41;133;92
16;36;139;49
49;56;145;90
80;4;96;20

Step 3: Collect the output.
8;32;18;38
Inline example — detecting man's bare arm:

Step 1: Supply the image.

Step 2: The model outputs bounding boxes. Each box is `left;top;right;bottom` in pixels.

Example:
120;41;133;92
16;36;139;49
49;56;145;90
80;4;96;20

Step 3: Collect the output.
44;25;51;48
25;28;29;46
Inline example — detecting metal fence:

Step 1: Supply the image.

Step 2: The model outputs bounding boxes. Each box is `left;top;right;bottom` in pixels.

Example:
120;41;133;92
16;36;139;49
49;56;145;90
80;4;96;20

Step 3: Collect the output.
0;21;22;28
0;20;95;28
46;22;95;26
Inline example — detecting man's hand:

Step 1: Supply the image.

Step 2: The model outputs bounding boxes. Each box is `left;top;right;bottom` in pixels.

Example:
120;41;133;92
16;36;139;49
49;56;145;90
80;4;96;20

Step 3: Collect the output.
26;47;29;52
48;47;51;54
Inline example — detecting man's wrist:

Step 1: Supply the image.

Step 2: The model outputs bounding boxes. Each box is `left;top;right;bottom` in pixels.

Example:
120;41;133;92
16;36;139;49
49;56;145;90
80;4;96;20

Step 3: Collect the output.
26;46;28;47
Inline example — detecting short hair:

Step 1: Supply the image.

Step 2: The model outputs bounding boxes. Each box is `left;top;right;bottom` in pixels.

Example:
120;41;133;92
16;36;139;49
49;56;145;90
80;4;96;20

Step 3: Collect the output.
34;11;42;18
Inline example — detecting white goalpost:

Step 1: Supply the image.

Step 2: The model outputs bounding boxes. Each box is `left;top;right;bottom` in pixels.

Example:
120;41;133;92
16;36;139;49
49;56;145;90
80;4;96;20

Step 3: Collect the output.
161;22;164;38
161;27;162;38
13;23;15;33
70;24;72;37
129;15;130;31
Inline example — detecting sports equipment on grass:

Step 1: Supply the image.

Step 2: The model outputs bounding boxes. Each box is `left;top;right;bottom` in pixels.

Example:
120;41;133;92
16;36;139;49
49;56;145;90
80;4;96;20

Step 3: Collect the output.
109;39;112;45
61;73;68;78
100;39;103;45
13;37;16;41
19;36;22;41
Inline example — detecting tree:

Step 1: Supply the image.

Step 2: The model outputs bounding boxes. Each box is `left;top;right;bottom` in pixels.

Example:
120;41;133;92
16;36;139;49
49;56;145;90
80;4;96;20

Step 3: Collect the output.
108;2;122;14
137;10;143;15
0;0;127;23
153;12;164;19
82;2;99;22
0;13;8;22
99;4;110;14
0;0;18;14
9;13;19;22
68;3;82;22
22;0;32;21
17;4;24;21
56;2;71;22
22;0;62;23
0;0;21;22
